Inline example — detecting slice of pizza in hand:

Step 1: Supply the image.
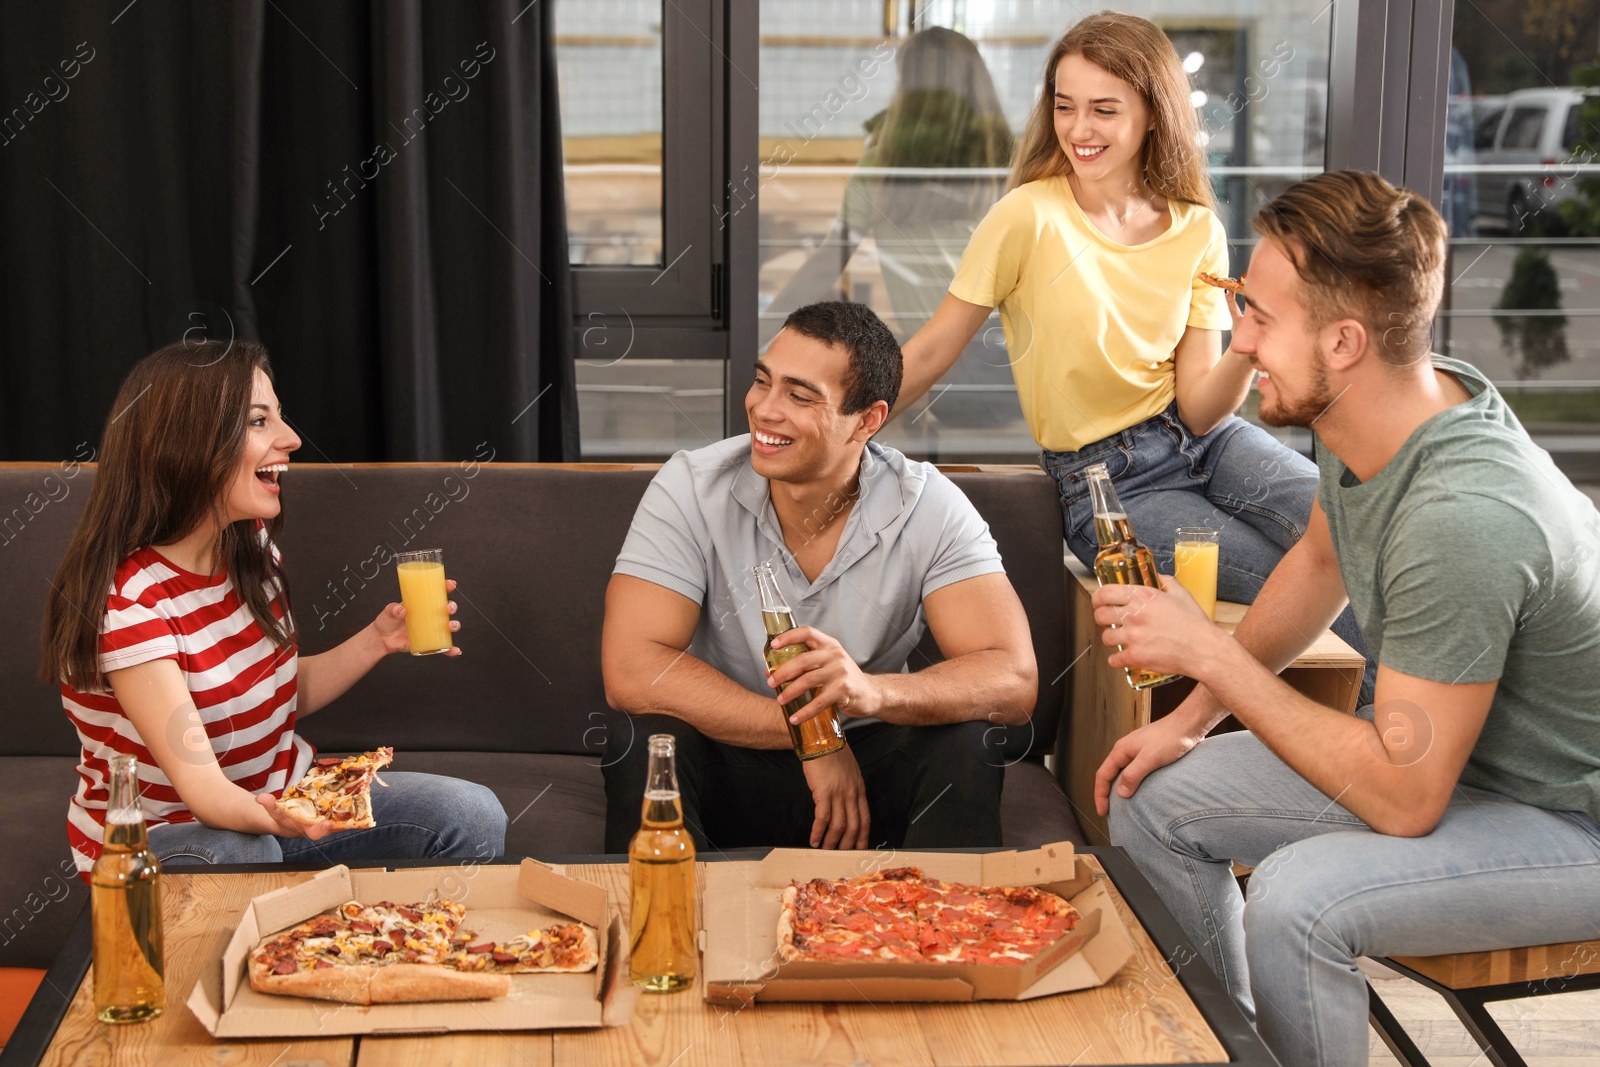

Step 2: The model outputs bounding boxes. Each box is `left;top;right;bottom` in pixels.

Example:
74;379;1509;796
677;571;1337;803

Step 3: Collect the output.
1197;270;1247;293
277;747;395;830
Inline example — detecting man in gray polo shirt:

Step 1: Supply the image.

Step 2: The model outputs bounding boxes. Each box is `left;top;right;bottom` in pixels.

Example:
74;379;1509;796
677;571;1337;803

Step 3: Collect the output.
601;301;1037;853
1090;172;1600;1067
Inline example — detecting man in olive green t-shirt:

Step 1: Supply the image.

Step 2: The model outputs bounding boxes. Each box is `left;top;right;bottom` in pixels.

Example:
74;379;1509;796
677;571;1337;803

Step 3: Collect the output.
1089;171;1600;1067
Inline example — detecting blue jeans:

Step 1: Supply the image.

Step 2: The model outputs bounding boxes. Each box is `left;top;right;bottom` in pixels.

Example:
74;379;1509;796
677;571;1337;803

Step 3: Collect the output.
1041;403;1375;704
1110;730;1600;1067
146;772;507;866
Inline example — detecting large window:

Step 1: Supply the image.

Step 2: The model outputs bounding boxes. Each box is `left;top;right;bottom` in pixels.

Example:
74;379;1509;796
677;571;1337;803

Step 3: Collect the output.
754;1;1333;461
556;0;729;459
555;1;1584;483
1443;4;1600;496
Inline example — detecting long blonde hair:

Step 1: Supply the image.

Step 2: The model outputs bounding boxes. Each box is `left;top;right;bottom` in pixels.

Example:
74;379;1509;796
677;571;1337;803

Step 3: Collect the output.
1009;12;1217;212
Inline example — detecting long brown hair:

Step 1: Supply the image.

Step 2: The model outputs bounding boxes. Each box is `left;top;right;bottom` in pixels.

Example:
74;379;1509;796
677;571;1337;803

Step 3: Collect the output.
41;341;296;691
1009;12;1217;212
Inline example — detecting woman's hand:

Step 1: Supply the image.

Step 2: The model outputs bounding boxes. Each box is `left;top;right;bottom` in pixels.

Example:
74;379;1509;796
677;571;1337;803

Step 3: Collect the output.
372;579;462;656
255;793;334;839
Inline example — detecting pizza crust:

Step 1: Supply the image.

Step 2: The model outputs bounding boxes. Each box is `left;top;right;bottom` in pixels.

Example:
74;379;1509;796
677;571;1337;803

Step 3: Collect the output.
250;962;378;1004
369;965;510;1004
775;885;801;963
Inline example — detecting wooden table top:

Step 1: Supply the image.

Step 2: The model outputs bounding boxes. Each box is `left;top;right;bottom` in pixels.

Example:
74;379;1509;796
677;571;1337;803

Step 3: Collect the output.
28;852;1264;1067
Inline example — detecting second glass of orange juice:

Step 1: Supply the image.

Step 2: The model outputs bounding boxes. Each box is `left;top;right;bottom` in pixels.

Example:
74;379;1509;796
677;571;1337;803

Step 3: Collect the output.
1173;527;1219;621
395;549;452;655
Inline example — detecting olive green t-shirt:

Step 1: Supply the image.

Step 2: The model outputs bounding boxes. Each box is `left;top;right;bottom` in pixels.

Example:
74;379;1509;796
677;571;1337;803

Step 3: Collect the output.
1317;357;1600;824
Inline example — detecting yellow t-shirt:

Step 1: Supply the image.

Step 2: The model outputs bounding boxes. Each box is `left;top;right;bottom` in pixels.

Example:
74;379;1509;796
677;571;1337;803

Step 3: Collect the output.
948;176;1232;453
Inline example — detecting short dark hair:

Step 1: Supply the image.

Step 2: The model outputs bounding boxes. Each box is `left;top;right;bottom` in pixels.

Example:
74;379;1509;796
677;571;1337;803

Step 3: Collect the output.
780;301;902;414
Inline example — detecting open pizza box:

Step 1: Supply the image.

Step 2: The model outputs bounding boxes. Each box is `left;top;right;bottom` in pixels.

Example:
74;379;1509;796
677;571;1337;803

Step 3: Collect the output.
701;841;1136;1004
188;860;638;1037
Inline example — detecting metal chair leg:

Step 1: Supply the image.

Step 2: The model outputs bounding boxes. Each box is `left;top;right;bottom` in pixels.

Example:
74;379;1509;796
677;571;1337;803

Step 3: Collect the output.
1367;981;1434;1067
1444;989;1529;1067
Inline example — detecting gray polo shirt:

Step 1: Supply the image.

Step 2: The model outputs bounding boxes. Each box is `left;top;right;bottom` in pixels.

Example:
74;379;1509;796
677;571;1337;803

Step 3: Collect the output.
614;436;1005;722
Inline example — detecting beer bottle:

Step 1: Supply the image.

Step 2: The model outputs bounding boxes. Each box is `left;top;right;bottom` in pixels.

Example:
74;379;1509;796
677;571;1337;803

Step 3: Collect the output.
1084;463;1181;690
91;754;164;1023
628;734;697;992
753;562;848;760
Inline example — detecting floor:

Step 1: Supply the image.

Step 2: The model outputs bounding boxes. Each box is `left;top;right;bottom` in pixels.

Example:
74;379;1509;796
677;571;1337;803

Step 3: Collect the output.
1364;959;1600;1066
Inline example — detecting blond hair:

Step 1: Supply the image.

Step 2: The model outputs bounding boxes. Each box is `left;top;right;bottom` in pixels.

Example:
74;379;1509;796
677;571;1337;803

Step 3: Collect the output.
1253;171;1446;366
1009;12;1216;212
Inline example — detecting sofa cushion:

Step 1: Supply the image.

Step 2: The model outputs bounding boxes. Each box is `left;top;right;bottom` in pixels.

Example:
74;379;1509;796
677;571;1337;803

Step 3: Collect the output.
999;759;1086;849
394;751;608;857
0;466;98;759
943;472;1069;758
0;758;88;970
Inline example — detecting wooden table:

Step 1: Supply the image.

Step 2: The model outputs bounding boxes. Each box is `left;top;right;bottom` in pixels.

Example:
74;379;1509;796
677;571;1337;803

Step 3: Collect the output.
8;850;1277;1067
1065;555;1366;844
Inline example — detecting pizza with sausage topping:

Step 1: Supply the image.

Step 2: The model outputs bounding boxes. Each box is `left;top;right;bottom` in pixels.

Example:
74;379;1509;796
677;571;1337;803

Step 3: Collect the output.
777;867;1080;967
276;747;394;829
248;897;599;1004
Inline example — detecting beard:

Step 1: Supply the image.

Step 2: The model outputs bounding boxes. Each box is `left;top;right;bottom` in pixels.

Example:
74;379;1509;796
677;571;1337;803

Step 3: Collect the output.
1257;345;1338;428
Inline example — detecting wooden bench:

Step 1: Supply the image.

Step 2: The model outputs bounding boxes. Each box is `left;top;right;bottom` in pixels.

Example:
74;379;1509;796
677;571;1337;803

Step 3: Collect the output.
1063;554;1365;844
1368;941;1600;1066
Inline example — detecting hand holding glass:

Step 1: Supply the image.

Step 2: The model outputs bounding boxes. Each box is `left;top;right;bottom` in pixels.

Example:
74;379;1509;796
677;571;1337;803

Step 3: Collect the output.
395;549;453;655
1173;527;1219;621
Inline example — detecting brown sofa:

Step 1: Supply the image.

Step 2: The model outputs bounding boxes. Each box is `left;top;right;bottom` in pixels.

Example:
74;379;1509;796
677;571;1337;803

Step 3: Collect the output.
0;461;1083;969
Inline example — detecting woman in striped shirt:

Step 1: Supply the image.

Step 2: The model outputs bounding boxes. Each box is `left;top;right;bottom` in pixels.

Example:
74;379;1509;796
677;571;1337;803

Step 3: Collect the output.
42;342;506;875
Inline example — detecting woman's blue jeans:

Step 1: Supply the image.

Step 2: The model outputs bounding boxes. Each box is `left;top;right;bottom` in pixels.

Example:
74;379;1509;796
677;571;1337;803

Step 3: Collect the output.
146;772;507;866
1041;402;1375;703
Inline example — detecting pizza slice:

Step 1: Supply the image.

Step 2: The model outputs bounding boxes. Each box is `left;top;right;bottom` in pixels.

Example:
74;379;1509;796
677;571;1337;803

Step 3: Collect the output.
1197;270;1247;293
919;882;1081;965
277;747;394;829
248;907;510;1005
336;899;466;961
778;867;925;963
447;923;600;974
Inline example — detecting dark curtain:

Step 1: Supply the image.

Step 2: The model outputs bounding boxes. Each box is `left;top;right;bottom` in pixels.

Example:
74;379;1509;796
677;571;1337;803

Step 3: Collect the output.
0;0;578;462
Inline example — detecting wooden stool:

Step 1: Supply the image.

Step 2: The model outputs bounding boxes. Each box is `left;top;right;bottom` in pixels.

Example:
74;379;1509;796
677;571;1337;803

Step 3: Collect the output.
1367;942;1600;1067
1063;554;1366;844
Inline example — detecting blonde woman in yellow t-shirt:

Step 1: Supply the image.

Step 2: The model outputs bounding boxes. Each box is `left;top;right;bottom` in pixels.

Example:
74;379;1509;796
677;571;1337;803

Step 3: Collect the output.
898;13;1370;678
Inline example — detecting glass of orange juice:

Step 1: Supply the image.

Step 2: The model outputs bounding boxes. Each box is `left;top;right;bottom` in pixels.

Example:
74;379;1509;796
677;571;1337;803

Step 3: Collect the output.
394;549;452;655
1173;527;1219;621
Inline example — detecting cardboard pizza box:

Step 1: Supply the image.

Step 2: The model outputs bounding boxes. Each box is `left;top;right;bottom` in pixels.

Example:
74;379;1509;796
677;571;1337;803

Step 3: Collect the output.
187;860;637;1037
700;841;1136;1004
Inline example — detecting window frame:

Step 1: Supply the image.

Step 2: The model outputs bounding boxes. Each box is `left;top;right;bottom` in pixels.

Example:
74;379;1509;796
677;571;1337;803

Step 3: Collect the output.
567;0;725;339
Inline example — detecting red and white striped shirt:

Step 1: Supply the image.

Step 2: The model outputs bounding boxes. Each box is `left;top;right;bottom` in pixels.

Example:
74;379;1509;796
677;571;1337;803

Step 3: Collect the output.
64;543;312;876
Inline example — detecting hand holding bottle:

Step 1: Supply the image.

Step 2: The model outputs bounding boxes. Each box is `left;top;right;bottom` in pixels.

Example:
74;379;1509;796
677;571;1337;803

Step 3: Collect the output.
1090;574;1222;679
766;626;879;724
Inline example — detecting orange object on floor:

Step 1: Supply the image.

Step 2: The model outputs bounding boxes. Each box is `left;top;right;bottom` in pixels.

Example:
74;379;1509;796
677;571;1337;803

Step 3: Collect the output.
0;968;47;1048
